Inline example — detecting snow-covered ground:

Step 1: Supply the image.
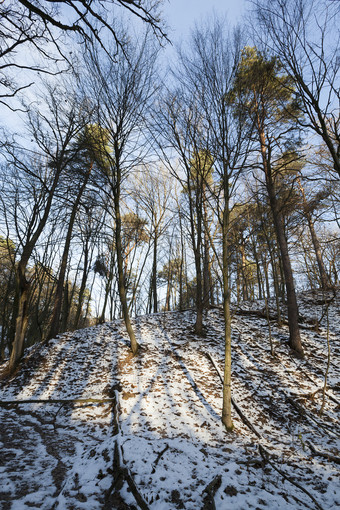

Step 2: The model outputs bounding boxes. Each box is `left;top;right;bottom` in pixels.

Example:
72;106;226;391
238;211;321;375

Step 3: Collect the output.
0;290;339;509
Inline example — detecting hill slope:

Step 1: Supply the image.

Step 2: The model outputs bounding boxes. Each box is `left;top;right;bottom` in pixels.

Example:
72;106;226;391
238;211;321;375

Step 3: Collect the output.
0;290;339;509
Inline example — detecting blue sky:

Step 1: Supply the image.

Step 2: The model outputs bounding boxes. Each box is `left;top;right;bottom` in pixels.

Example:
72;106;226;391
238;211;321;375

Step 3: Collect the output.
162;0;246;41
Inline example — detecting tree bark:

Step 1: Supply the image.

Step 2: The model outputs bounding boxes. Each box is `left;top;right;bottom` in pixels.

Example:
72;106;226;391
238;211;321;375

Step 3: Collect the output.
263;159;303;355
221;178;233;431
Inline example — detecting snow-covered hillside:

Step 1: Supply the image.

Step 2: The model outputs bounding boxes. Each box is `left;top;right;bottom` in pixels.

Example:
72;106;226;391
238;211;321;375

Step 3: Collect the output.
0;290;339;509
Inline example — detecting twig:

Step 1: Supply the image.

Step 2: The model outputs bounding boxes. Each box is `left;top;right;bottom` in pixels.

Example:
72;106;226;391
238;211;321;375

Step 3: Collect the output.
290;389;340;406
151;443;169;473
285;395;339;438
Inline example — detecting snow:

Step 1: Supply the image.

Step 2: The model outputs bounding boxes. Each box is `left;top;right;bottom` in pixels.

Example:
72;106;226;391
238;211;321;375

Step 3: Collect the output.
0;290;339;509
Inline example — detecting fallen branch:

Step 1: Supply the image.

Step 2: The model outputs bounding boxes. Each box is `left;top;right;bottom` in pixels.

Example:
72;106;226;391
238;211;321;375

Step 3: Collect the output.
0;397;115;406
306;441;340;465
286;395;306;416
203;349;325;510
235;308;318;330
231;396;261;438
235;308;280;322
285;395;339;438
107;389;150;510
203;350;261;438
290;389;340;406
259;445;323;510
202;474;222;510
124;468;150;510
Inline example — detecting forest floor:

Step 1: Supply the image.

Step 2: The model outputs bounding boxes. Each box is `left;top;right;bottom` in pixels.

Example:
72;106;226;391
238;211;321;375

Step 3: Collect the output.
0;289;339;510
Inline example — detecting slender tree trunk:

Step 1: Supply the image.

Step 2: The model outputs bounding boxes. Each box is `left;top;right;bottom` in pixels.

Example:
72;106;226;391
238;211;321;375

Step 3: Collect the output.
263;255;271;301
267;237;282;325
99;251;115;324
298;179;330;289
113;177;138;355
147;276;152;314
165;244;172;312
194;248;203;334
240;241;248;301
203;198;211;309
152;231;158;313
187;184;203;334
222;177;233;431
74;238;90;329
61;279;70;332
48;166;92;340
253;243;263;300
178;210;185;312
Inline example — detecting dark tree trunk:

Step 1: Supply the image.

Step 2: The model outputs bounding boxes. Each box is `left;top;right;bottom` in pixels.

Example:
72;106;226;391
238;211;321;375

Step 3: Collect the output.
264;166;303;355
152;231;158;313
48;164;92;340
9;266;30;370
74;238;90;329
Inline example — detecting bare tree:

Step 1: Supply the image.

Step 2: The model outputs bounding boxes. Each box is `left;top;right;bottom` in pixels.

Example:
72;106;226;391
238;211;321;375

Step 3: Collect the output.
251;0;340;177
82;30;158;354
0;0;166;107
156;18;252;430
184;21;252;431
132;165;172;314
0;83;90;371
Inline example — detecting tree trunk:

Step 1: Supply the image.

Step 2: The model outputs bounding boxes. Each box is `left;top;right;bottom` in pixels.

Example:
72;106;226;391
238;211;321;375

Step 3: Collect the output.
203;199;211;309
258;124;303;356
99;252;115;324
61;279;70;332
48;164;92;340
113;178;138;355
152;231;158;313
240;241;249;301
221;178;233;431
178;209;185;312
265;171;303;355
74;238;90;329
8;267;30;370
298;179;330;289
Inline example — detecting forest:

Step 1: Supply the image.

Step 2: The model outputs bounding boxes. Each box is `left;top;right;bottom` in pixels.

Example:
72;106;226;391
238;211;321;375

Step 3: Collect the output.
0;1;339;508
1;0;339;420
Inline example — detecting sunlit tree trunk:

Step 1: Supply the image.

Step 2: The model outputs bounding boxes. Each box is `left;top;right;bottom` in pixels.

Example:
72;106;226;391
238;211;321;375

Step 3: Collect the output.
222;177;233;431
